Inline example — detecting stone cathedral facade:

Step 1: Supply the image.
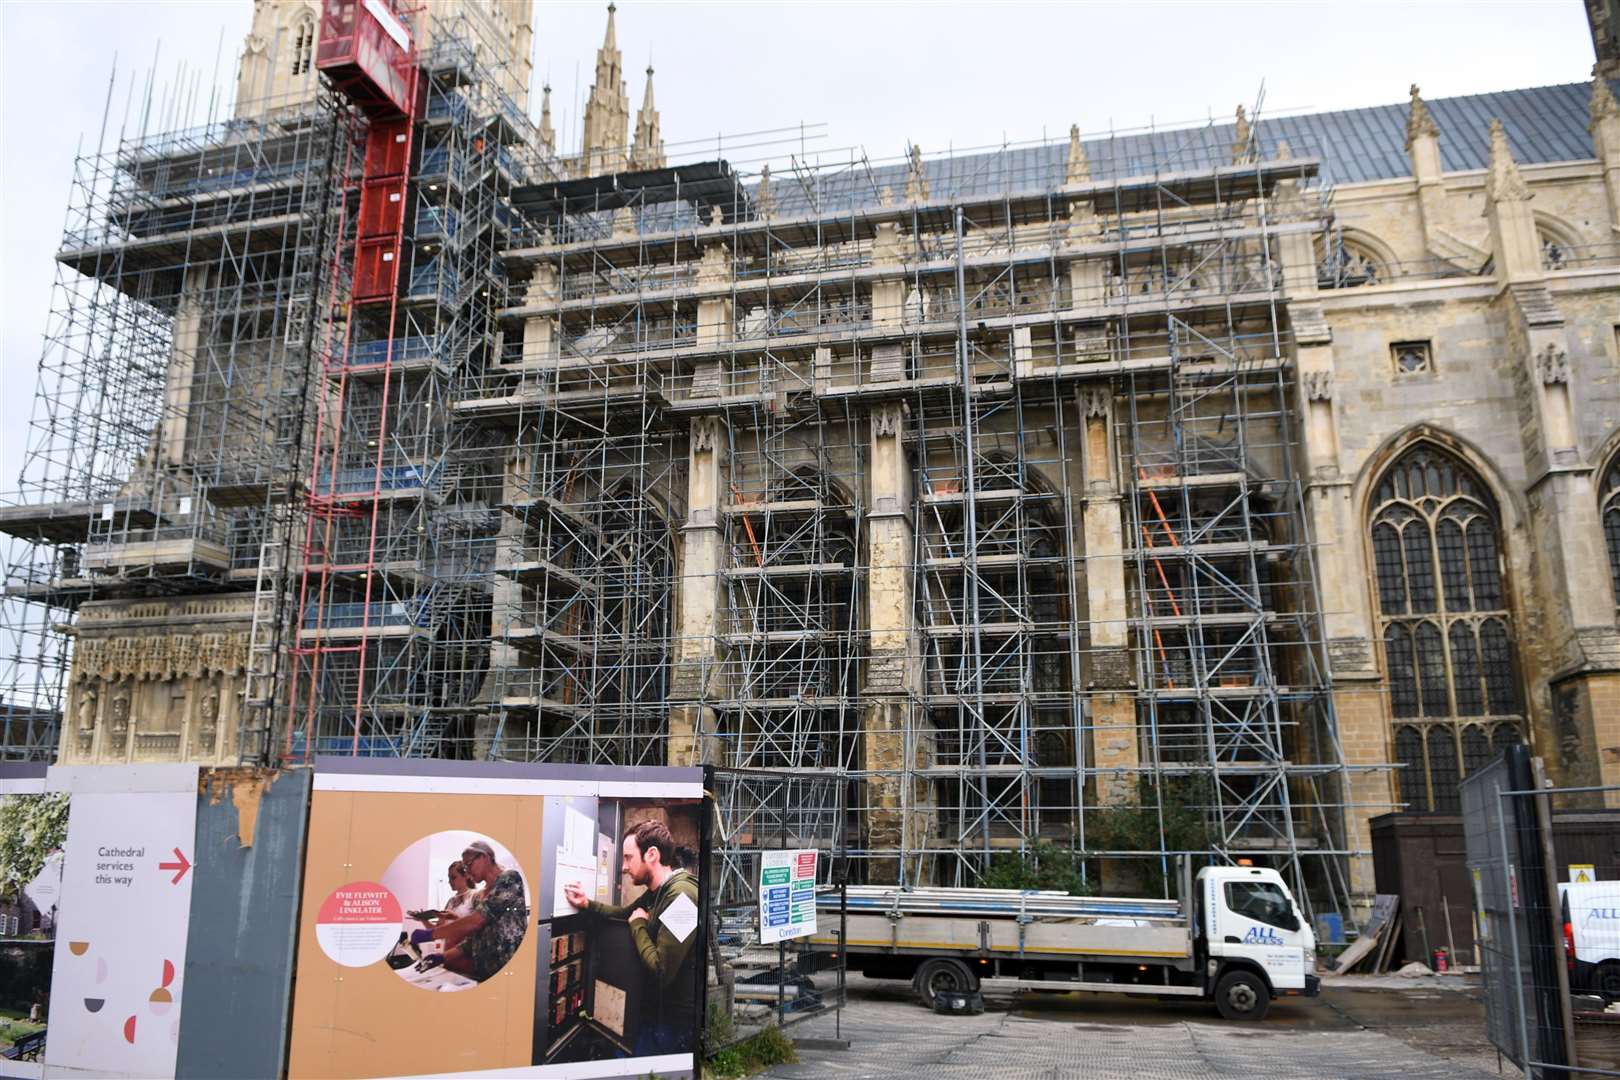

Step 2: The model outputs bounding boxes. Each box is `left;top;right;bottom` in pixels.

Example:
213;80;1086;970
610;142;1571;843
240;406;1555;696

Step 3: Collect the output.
1;1;1618;911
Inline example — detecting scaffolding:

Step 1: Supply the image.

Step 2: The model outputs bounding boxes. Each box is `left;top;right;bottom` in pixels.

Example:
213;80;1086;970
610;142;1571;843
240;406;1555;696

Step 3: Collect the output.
288;17;544;760
0;83;359;762
485;117;1387;912
0;12;1390;913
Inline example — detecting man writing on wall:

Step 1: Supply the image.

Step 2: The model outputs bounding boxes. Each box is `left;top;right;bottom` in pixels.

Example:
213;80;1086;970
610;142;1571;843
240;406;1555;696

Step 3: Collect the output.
564;820;699;1054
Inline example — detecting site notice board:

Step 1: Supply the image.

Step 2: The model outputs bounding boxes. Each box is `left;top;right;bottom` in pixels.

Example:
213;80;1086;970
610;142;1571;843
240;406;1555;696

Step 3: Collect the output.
759;848;817;944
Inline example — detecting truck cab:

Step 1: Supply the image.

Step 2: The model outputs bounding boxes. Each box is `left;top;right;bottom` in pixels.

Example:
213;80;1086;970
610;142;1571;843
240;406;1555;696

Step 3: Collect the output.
1197;865;1318;1017
1559;881;1620;999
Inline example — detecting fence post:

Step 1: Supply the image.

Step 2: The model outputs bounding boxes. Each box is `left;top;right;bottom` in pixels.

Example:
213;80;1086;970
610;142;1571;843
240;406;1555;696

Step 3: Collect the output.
1529;757;1577;1072
1494;789;1534;1079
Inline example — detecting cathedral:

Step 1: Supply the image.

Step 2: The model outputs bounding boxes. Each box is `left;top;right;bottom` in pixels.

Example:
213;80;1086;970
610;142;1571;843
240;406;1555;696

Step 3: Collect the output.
0;0;1617;915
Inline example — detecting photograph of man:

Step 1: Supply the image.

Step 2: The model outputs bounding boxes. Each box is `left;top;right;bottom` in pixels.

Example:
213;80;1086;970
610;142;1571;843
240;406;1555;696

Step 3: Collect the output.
563;821;698;1054
418;841;528;982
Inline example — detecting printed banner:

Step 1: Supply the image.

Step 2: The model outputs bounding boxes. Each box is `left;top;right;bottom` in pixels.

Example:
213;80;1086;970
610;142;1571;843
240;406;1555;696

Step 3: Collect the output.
287;761;705;1079
43;765;198;1079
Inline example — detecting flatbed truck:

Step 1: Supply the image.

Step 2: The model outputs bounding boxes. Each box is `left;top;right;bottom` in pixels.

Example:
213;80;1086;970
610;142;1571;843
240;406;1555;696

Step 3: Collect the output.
808;863;1318;1021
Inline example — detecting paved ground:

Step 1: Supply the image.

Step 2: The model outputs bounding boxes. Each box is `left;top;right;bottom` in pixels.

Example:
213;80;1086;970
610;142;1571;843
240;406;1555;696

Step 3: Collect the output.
759;973;1509;1079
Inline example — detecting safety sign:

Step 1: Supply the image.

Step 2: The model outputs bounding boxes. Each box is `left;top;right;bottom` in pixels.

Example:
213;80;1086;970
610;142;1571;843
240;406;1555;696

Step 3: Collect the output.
759;848;817;944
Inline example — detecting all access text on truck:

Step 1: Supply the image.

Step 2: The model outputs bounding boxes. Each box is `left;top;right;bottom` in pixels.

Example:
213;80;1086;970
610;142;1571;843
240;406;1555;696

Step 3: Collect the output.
809;863;1318;1020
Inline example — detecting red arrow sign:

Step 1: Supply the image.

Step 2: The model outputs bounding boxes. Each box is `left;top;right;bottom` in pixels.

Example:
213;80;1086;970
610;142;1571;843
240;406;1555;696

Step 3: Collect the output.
159;848;191;886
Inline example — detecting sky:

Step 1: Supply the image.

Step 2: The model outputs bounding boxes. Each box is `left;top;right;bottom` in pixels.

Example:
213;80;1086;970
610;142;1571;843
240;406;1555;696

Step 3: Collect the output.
0;0;1601;492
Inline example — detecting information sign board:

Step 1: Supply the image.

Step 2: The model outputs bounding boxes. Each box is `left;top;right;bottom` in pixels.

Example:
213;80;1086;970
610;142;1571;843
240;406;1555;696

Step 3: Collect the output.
759;849;817;944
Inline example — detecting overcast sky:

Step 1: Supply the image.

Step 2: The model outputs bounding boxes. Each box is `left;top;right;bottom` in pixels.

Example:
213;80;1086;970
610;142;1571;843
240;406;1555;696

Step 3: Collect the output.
0;0;1600;491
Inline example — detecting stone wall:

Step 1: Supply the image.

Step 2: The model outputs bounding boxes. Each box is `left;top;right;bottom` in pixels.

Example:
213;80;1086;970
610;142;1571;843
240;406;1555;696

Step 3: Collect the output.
61;596;254;766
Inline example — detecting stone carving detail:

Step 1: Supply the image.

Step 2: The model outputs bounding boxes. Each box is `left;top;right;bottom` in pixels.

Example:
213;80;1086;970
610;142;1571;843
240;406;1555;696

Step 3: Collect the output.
871;403;906;438
690;416;722;454
1535;342;1570;384
1231;105;1253;164
1079;386;1111;419
755;163;775;220
1405;84;1439;149
1591;67;1620;128
1486;119;1531;203
1087;649;1135;691
866;653;910;695
108;684;131;740
73;631;250;683
904;144;929;203
1327;636;1375;674
1065;123;1090;184
77;685;98;733
1302;370;1334;401
195;684;220;755
697;243;730;284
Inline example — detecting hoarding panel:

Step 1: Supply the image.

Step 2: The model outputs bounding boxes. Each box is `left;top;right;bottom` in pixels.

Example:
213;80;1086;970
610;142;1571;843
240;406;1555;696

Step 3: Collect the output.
288;761;704;1079
0;766;56;1075
43;764;198;1079
175;769;311;1080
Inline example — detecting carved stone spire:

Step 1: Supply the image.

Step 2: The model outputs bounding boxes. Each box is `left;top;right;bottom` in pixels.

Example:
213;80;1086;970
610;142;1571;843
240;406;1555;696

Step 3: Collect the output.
539;83;555;154
1486;119;1531;203
1065;123;1090;184
1405;84;1440;150
1593;66;1620;131
629;65;665;169
904;143;928;203
1591;65;1620;232
580;2;630;175
1482;116;1540;281
1231;105;1253;164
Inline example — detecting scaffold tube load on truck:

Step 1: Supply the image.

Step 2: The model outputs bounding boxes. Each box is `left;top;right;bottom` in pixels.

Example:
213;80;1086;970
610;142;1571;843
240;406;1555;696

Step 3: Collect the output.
807;863;1318;1021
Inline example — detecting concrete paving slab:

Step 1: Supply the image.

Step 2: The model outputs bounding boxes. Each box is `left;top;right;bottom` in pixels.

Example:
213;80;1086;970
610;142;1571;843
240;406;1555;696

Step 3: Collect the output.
761;975;1504;1080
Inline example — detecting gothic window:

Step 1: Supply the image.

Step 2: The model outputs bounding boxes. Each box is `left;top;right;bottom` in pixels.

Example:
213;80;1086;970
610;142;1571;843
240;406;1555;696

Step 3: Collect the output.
1603;451;1620;610
1391;341;1433;377
1537;224;1573;271
292;15;315;78
1370;444;1525;812
1317;235;1385;288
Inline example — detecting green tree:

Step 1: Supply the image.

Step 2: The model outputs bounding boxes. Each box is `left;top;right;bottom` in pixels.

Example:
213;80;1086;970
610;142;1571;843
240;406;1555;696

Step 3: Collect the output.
1082;777;1214;896
978;840;1091;896
0;793;69;900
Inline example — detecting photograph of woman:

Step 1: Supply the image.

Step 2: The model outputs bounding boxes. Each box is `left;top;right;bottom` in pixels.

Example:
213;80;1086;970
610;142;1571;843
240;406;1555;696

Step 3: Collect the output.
419;841;529;983
407;859;479;927
381;833;529;991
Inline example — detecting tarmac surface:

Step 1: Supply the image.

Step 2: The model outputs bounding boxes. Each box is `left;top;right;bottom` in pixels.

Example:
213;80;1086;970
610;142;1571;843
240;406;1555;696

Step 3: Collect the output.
759;972;1510;1079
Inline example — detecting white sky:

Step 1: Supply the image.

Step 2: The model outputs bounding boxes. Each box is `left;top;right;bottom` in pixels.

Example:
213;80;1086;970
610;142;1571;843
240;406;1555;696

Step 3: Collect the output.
0;0;1600;491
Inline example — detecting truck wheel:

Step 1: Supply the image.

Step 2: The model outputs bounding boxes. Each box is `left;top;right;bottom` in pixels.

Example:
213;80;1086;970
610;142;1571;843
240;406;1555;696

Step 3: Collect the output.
914;958;977;1009
1596;961;1620;1000
1214;970;1270;1021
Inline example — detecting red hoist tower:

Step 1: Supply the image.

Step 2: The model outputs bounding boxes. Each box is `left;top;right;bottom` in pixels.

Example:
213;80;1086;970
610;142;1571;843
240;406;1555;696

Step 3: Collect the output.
290;0;420;758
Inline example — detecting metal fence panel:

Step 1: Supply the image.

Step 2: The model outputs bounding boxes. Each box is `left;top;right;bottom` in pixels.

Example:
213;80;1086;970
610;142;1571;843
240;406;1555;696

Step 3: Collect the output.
1462;754;1528;1067
1462;746;1576;1078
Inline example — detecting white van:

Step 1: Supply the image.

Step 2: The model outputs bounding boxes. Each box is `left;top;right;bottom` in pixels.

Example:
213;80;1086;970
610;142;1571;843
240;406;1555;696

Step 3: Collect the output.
1559;881;1620;999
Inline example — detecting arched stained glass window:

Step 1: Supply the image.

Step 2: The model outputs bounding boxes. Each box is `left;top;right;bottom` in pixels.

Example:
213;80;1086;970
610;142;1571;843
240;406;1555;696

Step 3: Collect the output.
1369;444;1525;811
1603;452;1620;610
1393;725;1427;809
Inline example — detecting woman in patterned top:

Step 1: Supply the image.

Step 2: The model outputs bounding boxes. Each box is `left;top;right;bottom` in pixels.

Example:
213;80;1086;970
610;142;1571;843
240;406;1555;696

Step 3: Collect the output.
430;840;529;982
